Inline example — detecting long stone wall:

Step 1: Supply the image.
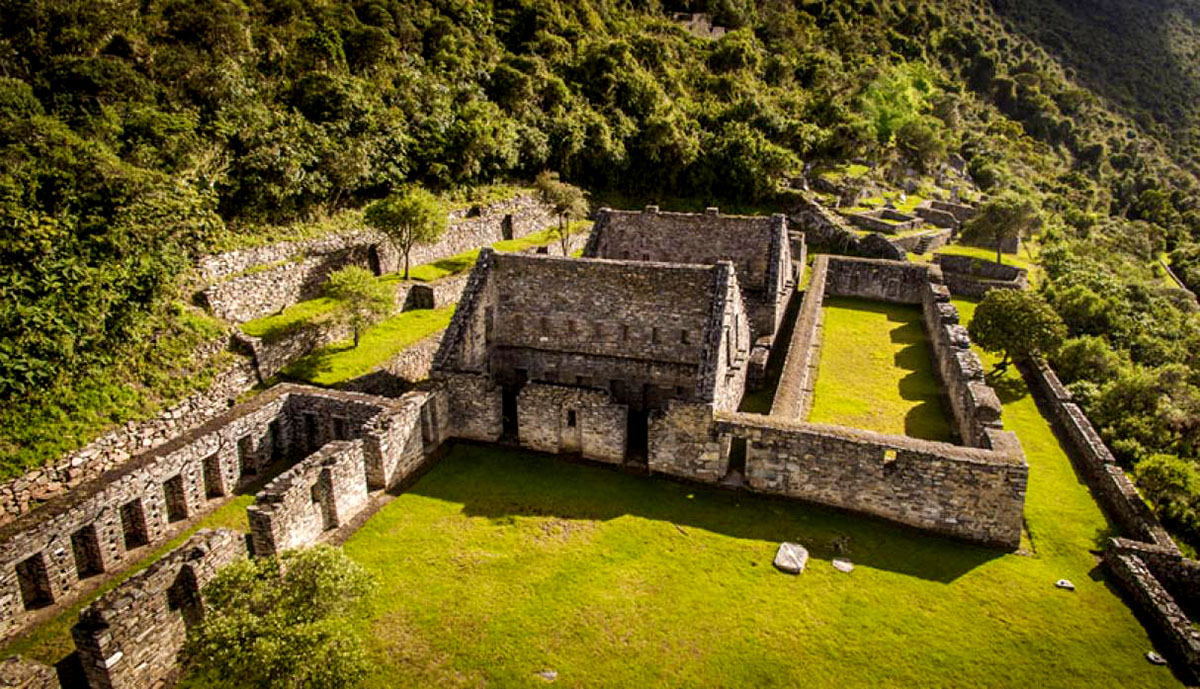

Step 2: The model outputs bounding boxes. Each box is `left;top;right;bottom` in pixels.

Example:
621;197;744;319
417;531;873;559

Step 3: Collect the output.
824;255;930;303
770;255;829;419
0;349;259;526
719;413;1027;548
71;528;246;689
201;194;554;323
1020;359;1173;548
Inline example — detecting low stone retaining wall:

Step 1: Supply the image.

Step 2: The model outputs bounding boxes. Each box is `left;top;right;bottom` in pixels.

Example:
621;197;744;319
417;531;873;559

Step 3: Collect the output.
0;350;258;526
787;194;903;261
1020;359;1173;548
846;208;924;234
934;254;1028;298
71;528;245;689
201;195;554;323
889;228;952;254
717;413;1027;548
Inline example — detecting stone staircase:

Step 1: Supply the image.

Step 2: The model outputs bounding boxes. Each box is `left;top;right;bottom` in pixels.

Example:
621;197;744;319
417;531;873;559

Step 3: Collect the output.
913;234;937;255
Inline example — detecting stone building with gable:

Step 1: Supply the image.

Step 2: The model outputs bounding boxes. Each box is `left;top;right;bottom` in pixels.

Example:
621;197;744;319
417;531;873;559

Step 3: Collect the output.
432;250;751;468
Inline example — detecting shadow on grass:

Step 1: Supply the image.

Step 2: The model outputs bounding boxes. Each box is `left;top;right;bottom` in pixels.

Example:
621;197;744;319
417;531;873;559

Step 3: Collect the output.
410;442;1005;584
279;342;352;383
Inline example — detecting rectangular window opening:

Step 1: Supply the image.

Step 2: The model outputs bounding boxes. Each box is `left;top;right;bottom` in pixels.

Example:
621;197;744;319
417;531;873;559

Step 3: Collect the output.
238;434;256;478
15;554;53;611
163;474;188;523
303;413;319;454
333;416;349;442
71;525;103;579
567;410;577;428
120;499;149;550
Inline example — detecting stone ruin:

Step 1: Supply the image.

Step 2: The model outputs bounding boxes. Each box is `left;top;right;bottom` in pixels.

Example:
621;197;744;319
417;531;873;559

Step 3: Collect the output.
0;206;1034;688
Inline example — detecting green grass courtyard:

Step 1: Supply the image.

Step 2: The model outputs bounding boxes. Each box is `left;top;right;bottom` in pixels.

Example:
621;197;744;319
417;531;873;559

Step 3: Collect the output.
808;296;954;442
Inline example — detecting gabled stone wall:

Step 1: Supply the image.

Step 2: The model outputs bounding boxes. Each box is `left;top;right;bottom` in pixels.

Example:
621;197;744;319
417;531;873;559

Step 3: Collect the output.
584;207;793;338
71;528;246;689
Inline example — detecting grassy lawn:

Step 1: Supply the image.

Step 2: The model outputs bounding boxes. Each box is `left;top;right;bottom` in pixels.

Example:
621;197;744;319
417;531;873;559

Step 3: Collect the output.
280;306;455;386
341;439;1177;688
808;296;954;442
1;495;253;666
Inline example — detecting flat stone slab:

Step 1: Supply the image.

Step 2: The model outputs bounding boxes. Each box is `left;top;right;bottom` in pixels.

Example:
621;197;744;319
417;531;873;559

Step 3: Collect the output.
1147;652;1167;666
1055;579;1075;591
774;542;808;574
832;558;854;573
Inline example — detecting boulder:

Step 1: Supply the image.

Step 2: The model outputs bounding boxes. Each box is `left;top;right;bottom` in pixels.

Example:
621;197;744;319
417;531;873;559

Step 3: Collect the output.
773;542;809;574
832;558;855;573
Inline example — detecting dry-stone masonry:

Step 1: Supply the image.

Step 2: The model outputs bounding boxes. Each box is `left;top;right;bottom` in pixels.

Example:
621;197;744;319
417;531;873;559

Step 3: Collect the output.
0;385;434;642
433;250;751;464
0;347;258;526
71;528;245;689
0;656;58;689
201;194;555;323
934;254;1028;298
584;207;794;339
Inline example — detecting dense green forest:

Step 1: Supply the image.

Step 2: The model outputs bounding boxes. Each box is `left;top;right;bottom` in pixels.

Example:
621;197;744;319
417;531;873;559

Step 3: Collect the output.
3;0;1200;547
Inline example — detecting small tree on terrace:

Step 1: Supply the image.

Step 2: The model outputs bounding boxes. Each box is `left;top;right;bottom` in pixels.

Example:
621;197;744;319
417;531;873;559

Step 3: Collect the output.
325;266;392;348
962;191;1042;265
364;185;446;279
534;170;589;256
968;289;1066;370
181;545;375;689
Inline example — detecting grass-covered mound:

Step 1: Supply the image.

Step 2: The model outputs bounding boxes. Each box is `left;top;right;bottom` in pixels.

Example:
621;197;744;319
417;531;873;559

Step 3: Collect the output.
808;297;954;442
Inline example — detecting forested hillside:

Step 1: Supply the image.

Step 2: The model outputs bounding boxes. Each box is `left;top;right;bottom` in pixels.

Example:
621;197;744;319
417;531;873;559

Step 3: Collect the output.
4;0;1200;547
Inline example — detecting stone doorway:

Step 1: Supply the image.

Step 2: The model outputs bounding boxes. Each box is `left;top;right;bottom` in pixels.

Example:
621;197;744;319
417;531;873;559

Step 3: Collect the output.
626;410;649;464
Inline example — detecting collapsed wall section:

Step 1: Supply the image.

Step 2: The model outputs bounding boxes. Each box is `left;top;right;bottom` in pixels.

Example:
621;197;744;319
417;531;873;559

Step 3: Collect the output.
71;528;246;689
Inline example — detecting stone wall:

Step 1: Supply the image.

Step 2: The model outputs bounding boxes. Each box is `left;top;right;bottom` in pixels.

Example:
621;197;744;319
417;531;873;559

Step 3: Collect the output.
889;228;953;254
1021;359;1174;548
648;401;727;482
920;279;1003;448
770;255;829;419
247;440;369;556
584;207;793;338
846;209;924;234
824;255;930;303
201;194;554;323
1105;544;1200;683
517;384;627;463
786;194;903;260
0;349;258;526
934;254;1028;299
0;656;59;689
0;386;410;641
724;413;1027;548
71;528;246;689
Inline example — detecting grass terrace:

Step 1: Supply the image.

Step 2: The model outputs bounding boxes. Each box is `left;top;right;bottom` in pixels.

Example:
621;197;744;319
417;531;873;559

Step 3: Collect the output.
279;306;455;387
239;222;590;343
808;296;954;442
922;243;1036;272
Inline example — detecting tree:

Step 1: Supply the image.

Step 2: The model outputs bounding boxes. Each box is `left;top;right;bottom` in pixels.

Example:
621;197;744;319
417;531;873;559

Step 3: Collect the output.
325;266;392;348
534;170;589;256
182;545;375;689
1135;453;1200;526
968;289;1066;369
364;186;446;279
962;192;1042;265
